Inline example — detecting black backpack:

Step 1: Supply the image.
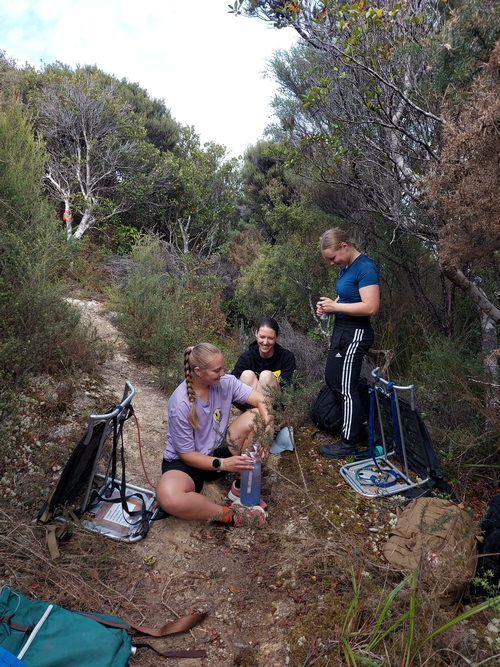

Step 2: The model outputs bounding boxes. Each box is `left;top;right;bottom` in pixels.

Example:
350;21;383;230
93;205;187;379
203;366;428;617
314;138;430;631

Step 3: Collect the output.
310;385;342;435
475;495;500;592
310;379;370;435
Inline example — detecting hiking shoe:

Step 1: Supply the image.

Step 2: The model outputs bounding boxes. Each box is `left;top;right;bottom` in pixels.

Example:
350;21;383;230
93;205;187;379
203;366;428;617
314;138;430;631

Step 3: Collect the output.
232;504;266;528
318;440;357;460
228;481;268;509
228;480;241;503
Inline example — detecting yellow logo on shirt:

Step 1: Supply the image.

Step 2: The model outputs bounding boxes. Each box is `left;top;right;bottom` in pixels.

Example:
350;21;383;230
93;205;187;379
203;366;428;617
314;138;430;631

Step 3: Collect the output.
213;408;222;424
273;370;282;384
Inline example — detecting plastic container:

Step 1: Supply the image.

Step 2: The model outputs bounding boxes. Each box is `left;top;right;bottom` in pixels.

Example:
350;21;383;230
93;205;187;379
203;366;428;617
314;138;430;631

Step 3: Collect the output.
353;445;384;461
240;451;261;507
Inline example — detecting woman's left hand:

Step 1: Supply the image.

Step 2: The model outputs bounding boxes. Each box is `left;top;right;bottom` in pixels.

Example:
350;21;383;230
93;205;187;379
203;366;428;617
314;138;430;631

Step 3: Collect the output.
256;442;270;461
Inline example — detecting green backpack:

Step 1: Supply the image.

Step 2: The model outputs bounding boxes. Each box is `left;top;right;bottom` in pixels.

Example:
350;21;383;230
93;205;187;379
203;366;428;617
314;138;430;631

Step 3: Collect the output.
0;587;132;667
0;586;207;666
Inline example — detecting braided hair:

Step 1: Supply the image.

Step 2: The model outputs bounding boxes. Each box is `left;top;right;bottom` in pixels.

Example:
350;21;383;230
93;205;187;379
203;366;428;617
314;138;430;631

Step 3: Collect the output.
184;343;221;429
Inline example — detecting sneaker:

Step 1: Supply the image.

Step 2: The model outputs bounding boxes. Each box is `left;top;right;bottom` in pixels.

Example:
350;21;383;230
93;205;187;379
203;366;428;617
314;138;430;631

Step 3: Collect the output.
228;480;240;503
228;481;268;509
232;504;266;528
318;439;358;460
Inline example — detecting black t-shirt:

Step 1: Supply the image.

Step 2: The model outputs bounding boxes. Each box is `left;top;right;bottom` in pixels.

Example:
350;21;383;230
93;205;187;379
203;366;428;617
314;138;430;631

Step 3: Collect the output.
230;342;296;412
231;341;296;387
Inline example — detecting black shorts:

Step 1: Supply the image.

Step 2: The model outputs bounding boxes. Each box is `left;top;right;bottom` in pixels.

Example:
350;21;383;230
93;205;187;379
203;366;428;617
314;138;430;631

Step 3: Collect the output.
161;445;232;494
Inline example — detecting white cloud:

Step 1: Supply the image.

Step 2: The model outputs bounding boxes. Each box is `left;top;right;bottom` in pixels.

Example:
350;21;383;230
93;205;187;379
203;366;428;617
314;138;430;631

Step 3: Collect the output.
2;1;32;19
0;0;298;157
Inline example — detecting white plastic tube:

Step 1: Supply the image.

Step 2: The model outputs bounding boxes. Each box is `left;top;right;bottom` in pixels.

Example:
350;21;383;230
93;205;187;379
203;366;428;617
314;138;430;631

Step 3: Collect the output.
17;604;53;660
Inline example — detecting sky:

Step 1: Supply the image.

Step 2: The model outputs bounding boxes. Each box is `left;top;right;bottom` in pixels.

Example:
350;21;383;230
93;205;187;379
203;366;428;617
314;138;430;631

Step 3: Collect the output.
0;0;298;158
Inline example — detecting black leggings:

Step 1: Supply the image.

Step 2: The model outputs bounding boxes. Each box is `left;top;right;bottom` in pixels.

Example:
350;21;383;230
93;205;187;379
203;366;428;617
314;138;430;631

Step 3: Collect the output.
325;320;374;445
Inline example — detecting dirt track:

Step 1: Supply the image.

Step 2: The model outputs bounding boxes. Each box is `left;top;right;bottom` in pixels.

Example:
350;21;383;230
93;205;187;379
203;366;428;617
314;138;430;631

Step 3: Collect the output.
73;299;303;667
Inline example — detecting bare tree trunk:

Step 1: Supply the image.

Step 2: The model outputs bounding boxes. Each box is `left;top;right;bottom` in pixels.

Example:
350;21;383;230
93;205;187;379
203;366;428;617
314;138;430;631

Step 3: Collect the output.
177;216;191;254
441;273;455;338
443;265;500;324
478;310;500;418
73;208;95;240
479;312;499;377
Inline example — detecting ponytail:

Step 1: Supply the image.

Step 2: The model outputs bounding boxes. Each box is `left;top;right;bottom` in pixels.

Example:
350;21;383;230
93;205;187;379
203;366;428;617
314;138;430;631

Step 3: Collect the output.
320;228;358;252
184;346;199;429
184;343;221;429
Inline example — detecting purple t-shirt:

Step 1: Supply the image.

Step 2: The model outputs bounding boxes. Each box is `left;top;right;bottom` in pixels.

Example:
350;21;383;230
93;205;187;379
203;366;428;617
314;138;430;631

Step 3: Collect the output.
163;374;253;461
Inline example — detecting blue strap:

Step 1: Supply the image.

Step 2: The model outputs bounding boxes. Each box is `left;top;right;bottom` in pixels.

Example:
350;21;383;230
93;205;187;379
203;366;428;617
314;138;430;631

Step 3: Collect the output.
368;387;376;453
355;465;399;488
387;382;403;461
369;388;386;472
357;386;399;488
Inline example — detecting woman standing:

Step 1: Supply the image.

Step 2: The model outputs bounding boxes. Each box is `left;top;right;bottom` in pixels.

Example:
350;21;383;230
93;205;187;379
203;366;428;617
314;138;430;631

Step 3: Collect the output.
156;343;272;527
316;229;380;459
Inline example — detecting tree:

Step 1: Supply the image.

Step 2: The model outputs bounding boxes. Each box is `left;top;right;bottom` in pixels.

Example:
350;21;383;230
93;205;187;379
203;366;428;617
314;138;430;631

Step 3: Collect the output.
33;65;164;240
0;51;28;104
156;127;241;257
423;40;500;394
235;209;340;332
115;79;180;153
0;102;97;391
241;141;297;241
239;0;500;342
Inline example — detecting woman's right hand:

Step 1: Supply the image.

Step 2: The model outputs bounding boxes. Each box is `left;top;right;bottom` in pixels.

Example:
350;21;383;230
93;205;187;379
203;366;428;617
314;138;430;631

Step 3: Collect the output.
317;297;333;317
222;455;255;473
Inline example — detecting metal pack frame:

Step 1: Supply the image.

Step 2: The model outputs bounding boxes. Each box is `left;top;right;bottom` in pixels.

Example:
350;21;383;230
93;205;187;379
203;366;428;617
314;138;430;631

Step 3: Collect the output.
38;382;157;545
79;382;157;542
339;369;429;498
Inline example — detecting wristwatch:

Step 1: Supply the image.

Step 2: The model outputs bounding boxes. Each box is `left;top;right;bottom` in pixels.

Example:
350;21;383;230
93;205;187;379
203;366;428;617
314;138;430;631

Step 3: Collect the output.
212;457;222;470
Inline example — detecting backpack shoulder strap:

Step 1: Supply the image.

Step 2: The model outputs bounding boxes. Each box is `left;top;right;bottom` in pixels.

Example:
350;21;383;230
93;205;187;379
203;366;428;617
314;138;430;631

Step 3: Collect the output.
78;611;208;660
77;610;207;637
128;611;208;637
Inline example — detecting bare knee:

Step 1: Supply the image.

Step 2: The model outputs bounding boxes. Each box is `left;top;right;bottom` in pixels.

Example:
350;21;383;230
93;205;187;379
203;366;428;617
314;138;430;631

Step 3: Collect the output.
227;410;258;452
239;370;258;388
156;485;182;515
258;370;279;390
156;471;194;515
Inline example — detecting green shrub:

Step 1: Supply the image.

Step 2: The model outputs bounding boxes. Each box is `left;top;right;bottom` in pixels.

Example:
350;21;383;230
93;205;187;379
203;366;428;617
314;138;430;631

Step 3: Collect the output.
176;261;228;346
113;234;186;370
113;234;232;391
0;104;105;394
400;333;498;479
235;232;337;331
